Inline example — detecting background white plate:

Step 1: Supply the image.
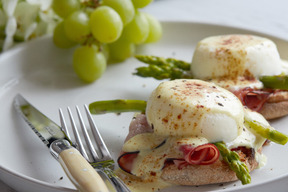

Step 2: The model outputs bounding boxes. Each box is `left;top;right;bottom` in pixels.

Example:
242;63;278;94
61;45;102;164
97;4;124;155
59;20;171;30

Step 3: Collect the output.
1;22;288;192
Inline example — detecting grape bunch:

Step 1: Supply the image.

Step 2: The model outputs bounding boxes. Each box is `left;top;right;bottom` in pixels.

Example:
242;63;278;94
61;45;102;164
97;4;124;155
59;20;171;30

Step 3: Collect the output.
52;0;162;83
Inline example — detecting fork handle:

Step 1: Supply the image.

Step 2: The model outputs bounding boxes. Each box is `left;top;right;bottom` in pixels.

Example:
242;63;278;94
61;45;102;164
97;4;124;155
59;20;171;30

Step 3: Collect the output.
51;140;110;192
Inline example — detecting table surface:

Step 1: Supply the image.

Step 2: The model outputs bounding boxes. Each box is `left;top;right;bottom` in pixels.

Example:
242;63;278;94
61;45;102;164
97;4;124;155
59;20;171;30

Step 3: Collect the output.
1;0;288;191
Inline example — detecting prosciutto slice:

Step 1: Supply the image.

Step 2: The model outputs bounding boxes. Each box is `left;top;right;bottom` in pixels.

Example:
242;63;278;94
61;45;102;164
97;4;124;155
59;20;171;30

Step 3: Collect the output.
118;152;139;173
232;87;272;111
118;115;220;174
173;144;220;169
118;142;220;173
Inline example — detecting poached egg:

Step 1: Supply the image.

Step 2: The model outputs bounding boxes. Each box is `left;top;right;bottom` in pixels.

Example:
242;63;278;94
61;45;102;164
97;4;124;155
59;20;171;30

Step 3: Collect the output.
190;34;288;90
146;79;244;142
191;34;285;79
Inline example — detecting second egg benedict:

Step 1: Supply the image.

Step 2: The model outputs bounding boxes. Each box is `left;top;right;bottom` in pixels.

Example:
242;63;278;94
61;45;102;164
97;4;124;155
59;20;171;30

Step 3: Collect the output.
134;34;288;120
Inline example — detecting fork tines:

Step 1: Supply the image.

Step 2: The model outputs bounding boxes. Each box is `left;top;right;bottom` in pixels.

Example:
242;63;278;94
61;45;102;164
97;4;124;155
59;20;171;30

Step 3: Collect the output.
59;105;112;164
59;105;132;192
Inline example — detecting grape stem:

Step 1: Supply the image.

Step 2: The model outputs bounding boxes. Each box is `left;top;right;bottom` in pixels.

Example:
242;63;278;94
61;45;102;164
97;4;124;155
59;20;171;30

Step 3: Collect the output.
83;33;101;47
82;0;101;9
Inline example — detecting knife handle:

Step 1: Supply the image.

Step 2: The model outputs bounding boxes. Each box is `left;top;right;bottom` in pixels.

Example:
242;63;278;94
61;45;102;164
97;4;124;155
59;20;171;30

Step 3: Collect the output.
51;140;109;192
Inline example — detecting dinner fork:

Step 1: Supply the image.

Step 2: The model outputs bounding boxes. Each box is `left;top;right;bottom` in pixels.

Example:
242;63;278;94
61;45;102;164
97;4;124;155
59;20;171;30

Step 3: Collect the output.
59;105;131;192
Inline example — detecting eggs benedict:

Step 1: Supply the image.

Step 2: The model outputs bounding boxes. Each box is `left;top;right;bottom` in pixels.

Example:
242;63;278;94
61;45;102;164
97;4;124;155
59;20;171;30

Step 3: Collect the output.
134;34;288;120
191;34;288;120
117;79;272;191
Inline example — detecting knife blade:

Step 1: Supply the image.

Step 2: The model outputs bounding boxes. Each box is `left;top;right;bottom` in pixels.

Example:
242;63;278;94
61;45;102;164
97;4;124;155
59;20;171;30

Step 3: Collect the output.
13;94;109;192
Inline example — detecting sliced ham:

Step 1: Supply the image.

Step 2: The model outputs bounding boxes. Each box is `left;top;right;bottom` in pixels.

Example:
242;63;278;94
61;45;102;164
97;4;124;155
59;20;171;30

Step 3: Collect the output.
118;152;139;173
232;87;272;111
231;87;288;119
125;113;153;142
181;144;219;166
118;114;220;174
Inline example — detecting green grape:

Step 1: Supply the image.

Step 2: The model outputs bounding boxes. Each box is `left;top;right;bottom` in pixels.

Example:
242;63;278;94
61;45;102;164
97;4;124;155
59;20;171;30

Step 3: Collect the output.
102;0;135;25
122;10;149;44
144;13;162;43
131;0;153;8
108;36;135;61
64;11;90;43
90;6;123;43
73;45;107;83
52;0;80;18
53;21;76;48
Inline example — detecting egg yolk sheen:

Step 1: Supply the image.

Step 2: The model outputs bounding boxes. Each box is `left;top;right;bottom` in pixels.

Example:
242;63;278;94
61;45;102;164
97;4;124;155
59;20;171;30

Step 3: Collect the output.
146;79;244;143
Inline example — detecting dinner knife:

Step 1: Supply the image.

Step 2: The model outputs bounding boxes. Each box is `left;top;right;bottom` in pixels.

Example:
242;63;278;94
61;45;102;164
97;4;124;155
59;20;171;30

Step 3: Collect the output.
13;94;109;192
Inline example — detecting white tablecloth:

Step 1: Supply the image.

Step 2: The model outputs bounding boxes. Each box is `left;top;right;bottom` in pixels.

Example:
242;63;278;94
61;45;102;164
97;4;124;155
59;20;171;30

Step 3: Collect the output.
1;0;287;191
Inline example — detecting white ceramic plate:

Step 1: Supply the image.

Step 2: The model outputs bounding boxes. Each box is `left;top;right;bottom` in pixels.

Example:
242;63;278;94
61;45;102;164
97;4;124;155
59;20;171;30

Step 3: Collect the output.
1;22;288;192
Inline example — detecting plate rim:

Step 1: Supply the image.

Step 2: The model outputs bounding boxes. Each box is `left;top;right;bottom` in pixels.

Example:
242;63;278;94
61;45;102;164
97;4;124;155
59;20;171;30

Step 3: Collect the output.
1;20;288;192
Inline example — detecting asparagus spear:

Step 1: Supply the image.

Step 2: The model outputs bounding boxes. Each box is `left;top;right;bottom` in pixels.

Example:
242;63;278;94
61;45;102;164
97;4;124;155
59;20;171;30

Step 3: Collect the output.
135;55;191;70
245;118;288;145
214;142;251;185
88;99;288;185
89;99;147;114
89;100;288;145
134;55;193;80
259;75;288;90
135;55;288;90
